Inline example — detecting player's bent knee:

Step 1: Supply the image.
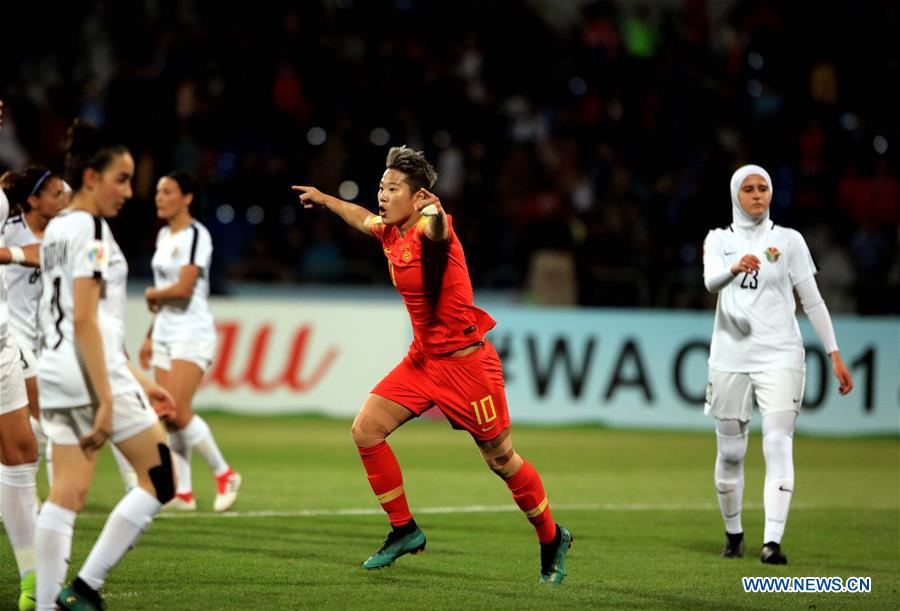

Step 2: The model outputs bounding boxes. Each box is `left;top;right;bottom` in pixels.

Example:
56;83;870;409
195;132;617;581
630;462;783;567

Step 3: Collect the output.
172;412;193;430
148;443;176;503
716;435;747;466
718;447;745;466
1;443;38;466
482;446;521;479
19;437;39;464
53;486;89;513
351;413;389;448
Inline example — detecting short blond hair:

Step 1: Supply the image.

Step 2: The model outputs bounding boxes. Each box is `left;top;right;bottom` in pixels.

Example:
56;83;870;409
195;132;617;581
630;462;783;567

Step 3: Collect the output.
385;145;438;192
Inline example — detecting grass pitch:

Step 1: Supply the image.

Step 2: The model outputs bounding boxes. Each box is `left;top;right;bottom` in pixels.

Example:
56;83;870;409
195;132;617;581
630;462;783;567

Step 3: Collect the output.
2;413;898;609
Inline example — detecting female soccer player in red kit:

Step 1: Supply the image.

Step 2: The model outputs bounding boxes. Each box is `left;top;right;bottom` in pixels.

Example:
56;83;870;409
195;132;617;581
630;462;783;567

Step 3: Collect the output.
293;146;572;584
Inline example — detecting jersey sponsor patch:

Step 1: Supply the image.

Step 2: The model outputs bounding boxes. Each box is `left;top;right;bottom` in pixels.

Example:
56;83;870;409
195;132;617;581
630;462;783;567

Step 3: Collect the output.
765;246;781;263
85;239;109;271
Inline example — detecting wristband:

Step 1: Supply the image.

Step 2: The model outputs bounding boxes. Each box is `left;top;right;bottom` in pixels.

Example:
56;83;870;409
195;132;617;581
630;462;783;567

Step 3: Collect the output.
8;247;25;264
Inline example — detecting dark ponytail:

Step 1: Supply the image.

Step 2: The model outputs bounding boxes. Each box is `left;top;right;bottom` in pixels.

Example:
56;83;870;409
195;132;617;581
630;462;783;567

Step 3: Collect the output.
0;165;59;214
65;119;129;192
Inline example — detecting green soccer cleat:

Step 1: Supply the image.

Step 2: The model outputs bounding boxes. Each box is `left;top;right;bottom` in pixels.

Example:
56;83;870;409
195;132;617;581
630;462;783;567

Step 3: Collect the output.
363;523;427;570
57;577;104;611
539;524;574;585
18;571;35;611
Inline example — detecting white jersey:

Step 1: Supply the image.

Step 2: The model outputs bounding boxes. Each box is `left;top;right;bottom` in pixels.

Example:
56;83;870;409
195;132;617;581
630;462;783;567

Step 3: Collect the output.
151;221;216;342
3;214;43;351
704;222;817;373
38;209;141;408
0;189;9;343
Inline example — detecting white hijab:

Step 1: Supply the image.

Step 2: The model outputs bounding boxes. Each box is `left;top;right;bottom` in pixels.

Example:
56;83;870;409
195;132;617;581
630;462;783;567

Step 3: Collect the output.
730;164;773;238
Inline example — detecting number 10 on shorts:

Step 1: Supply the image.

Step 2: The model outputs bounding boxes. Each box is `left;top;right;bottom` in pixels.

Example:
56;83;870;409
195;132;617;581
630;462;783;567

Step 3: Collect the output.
471;394;497;426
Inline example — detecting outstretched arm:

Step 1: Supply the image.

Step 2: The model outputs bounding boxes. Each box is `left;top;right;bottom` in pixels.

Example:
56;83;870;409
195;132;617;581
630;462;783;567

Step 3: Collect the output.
292;185;377;237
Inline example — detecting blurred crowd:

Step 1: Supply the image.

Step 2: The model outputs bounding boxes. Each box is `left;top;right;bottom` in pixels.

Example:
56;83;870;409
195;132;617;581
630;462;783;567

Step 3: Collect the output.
1;0;897;313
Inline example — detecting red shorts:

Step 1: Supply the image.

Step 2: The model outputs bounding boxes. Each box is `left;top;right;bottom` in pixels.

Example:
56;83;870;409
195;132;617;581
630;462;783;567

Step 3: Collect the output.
371;341;511;442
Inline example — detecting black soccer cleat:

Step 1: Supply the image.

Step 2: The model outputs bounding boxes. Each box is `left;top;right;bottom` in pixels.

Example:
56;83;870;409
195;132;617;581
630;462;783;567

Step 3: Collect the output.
721;531;744;558
760;541;788;565
57;576;104;610
539;524;574;585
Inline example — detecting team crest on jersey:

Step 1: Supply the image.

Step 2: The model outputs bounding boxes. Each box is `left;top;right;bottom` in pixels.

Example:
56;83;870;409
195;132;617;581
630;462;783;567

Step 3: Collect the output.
172;246;180;258
765;247;781;263
401;244;412;262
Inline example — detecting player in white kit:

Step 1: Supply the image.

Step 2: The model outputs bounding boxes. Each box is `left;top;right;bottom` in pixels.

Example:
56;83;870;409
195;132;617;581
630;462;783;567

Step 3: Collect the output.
702;164;853;565
140;171;240;512
0;101;43;611
2;168;141;495
1;189;42;611
33;120;178;611
1;167;66;491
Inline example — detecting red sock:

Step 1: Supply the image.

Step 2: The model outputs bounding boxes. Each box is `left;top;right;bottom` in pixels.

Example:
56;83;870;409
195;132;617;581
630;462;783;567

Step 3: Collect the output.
358;442;413;526
505;460;556;544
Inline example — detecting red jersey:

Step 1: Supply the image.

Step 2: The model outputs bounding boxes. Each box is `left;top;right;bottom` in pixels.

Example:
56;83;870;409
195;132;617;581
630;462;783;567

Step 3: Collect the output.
370;214;495;356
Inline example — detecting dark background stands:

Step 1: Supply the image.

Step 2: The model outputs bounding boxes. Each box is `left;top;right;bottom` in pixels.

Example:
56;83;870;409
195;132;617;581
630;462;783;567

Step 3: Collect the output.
1;0;896;312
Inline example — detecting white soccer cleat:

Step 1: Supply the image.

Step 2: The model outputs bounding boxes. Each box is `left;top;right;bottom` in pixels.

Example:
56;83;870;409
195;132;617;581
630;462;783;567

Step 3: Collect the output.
163;493;197;512
213;470;241;512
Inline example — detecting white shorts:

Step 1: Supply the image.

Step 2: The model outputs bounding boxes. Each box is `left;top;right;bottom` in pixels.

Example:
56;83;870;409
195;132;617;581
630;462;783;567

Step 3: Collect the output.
151;338;217;373
17;342;38;380
41;390;159;446
1;338;29;415
704;367;806;422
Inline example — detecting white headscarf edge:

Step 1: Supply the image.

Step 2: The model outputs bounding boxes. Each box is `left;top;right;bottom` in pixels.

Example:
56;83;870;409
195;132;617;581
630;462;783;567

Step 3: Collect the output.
730;164;772;234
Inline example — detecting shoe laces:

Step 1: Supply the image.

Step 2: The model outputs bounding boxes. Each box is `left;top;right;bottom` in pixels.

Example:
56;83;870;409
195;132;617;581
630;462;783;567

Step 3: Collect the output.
379;529;403;551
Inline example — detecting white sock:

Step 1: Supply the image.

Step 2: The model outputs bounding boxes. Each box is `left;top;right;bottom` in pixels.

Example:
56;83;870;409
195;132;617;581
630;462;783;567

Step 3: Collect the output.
78;487;162;591
168;430;194;495
714;419;748;534
110;444;139;492
0;462;40;577
182;416;229;477
762;411;796;544
35;502;76;611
